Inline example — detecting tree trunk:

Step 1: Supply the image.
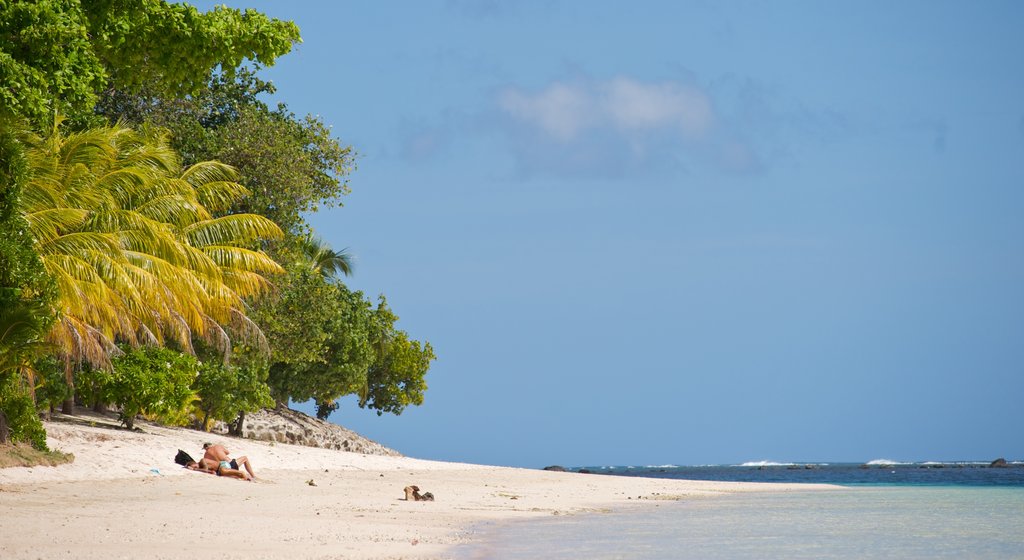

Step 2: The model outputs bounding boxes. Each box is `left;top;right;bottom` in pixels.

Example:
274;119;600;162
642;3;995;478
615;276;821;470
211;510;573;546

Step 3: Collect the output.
92;400;105;413
229;410;246;436
0;410;9;444
61;355;75;415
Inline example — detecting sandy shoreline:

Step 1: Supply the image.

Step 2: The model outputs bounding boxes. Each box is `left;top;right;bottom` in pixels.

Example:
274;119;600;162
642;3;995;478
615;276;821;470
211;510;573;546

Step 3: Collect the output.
0;416;835;559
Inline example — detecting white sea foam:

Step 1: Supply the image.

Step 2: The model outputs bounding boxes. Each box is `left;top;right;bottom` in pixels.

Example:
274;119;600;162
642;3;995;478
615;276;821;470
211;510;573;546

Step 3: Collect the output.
865;458;907;466
738;461;796;467
646;464;679;469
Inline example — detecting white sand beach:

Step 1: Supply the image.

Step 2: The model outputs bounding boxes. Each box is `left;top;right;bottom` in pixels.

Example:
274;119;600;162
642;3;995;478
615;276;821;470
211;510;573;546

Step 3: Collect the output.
0;414;832;559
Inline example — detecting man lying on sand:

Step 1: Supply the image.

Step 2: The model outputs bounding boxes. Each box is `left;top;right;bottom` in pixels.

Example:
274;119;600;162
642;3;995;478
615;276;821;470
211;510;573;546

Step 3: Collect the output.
203;442;256;479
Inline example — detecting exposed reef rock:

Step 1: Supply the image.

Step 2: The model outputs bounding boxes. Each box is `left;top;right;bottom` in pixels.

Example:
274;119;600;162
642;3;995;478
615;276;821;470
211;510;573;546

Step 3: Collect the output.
210;407;401;457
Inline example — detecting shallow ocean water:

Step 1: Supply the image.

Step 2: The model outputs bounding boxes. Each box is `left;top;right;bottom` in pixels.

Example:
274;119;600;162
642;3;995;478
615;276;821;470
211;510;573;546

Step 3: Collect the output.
456;487;1024;559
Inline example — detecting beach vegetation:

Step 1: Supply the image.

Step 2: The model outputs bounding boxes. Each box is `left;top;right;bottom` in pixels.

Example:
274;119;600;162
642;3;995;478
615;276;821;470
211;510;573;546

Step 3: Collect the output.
21;120;283;410
193;359;274;433
0;1;434;452
0;372;48;449
0;0;299;127
359;298;434;416
95;67;356;241
104;346;199;430
31;356;71;415
0;298;53;449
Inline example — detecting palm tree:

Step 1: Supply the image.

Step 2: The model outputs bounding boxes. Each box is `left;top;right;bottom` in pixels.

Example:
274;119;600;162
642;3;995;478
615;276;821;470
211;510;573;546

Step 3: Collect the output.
298;234;354;279
21;120;284;412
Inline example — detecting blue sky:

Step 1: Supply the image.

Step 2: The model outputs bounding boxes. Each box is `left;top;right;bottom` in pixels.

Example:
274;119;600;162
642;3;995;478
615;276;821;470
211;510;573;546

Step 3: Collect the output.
195;1;1024;467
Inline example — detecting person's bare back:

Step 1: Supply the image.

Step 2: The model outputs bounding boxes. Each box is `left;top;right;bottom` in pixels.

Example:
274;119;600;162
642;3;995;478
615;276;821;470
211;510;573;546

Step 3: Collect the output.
203;443;230;462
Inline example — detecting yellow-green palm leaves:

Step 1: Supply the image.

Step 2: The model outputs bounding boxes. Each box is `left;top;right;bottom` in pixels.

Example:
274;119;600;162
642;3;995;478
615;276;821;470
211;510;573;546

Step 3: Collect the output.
21;121;283;367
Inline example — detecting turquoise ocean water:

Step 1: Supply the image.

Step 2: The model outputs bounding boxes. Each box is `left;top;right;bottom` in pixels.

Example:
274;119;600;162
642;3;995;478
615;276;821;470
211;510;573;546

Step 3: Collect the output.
455;463;1024;559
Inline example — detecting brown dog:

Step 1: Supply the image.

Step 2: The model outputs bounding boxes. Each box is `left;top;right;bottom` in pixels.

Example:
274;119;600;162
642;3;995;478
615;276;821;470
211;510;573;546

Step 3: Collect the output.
404;485;435;501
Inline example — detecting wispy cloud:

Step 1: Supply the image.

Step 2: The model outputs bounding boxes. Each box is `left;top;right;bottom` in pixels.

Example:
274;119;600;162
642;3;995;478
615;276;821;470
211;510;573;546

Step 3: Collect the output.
389;73;855;179
498;78;714;143
493;76;758;178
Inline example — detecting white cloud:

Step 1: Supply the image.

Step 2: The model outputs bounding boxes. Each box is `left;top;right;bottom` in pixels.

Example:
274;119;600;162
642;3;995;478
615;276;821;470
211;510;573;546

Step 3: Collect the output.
497;77;715;142
486;74;840;177
603;77;713;137
498;83;594;142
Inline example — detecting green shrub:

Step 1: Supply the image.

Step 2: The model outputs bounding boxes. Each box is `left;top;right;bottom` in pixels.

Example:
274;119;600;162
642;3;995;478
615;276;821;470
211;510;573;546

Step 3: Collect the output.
73;362;109;410
33;357;70;413
107;346;198;430
0;374;47;450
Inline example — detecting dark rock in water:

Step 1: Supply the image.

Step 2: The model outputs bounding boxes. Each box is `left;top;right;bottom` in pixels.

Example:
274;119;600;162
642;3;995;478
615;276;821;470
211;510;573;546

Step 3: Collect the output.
805;464;818;470
991;458;1008;468
543;465;567;472
577;469;593;474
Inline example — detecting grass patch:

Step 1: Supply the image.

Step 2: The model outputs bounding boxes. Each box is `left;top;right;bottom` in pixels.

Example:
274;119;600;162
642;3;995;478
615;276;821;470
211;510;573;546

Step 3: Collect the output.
0;443;75;468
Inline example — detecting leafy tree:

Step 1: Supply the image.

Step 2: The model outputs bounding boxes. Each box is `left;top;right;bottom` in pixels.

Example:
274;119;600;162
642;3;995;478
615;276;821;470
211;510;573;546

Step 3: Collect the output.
306;285;376;416
359;298;435;416
0;0;300;127
0;0;102;125
258;260;434;418
259;267;348;405
96;68;356;239
278;288;433;419
193;360;273;434
315;296;434;418
106;345;198;430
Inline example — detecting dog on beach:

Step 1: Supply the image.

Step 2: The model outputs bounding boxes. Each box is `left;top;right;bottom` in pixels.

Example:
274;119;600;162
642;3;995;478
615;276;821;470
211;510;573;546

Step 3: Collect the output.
403;485;435;501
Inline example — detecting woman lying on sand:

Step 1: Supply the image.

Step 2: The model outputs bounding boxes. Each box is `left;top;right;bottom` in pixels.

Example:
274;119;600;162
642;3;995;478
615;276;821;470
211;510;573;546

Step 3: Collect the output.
184;458;251;481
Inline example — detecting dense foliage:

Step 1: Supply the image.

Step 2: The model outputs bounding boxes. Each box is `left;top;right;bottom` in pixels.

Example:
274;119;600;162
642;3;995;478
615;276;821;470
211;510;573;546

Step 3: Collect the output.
0;0;299;126
106;346;198;430
193;360;274;433
0;299;51;448
0;2;433;448
97;68;356;239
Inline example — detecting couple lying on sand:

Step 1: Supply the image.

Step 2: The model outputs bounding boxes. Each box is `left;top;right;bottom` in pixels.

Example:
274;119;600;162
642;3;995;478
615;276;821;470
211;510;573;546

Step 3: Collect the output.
184;443;257;481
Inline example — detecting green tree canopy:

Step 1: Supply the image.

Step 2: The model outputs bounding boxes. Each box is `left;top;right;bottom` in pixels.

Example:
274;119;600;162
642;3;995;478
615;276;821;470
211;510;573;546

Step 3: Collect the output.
97;68;355;238
0;0;300;126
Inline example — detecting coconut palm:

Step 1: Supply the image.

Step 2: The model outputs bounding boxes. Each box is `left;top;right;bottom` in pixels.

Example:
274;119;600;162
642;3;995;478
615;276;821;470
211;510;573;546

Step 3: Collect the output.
298;234;354;279
21;120;284;411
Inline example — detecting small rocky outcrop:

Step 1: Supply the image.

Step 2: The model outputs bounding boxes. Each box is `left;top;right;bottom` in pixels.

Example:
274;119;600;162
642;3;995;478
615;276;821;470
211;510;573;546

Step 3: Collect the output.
542;465;567;472
990;458;1008;468
210;407;401;457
